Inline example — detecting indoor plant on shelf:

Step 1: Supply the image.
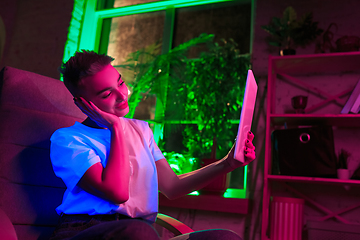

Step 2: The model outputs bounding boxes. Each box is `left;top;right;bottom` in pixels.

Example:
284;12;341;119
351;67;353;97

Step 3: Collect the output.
336;148;352;180
261;6;323;55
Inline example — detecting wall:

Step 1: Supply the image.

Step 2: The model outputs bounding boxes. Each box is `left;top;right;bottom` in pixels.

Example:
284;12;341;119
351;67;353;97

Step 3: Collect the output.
0;0;73;79
253;0;360;77
1;0;360;239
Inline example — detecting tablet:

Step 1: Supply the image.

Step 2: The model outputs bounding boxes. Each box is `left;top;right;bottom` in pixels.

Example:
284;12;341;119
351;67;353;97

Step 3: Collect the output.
234;70;258;162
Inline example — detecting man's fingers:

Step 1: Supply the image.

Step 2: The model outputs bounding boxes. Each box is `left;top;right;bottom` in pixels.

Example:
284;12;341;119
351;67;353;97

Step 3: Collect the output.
245;139;255;150
74;98;101;121
244;148;256;160
247;131;254;141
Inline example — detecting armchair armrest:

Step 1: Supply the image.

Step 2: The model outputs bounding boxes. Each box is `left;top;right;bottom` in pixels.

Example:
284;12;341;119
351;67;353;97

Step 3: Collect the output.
156;213;194;236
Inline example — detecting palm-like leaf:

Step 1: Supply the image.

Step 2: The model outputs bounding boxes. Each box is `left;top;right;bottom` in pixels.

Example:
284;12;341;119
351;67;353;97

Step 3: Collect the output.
261;6;323;49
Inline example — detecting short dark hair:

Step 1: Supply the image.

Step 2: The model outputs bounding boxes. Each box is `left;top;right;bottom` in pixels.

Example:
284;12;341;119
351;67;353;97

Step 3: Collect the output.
59;50;114;96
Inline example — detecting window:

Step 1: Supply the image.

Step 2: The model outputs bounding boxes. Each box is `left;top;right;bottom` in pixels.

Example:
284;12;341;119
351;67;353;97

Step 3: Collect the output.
63;0;255;199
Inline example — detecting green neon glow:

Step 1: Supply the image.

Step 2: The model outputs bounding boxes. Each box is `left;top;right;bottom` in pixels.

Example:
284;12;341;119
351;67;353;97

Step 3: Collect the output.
244;165;248;193
189;188;246;198
73;0;250;199
189;191;200;196
61;0;87;79
223;188;246;198
96;0;236;18
188;167;247;198
77;0;98;51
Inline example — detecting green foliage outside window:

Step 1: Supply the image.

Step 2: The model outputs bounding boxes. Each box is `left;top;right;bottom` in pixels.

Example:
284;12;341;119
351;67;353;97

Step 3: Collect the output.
119;33;250;173
181;38;250;160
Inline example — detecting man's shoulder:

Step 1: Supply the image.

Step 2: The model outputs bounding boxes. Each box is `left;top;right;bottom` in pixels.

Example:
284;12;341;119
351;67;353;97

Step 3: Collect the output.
51;122;90;140
124;118;149;129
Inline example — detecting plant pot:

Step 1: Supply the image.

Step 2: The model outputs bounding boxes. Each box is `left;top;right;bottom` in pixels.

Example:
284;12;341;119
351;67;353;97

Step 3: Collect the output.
280;49;296;56
198;158;230;196
337;169;351;180
291;95;308;113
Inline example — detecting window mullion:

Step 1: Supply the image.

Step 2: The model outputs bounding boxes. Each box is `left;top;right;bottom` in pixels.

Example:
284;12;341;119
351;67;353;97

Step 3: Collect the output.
98;18;112;54
153;7;176;143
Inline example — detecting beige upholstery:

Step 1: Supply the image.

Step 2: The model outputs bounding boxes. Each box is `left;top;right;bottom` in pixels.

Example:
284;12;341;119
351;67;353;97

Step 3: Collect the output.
0;207;18;240
0;66;85;240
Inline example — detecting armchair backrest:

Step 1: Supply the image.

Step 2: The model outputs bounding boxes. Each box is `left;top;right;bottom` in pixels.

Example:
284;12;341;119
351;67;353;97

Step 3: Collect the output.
0;66;85;240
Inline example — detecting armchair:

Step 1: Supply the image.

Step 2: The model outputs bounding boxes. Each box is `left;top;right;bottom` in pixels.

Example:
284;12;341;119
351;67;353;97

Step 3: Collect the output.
0;66;193;240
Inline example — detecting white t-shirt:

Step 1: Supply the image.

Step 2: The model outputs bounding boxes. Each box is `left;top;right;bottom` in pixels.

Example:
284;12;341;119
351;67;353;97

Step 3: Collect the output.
50;117;165;223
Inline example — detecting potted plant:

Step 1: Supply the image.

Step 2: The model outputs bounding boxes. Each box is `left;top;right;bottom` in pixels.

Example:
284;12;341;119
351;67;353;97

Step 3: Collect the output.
120;34;250;194
119;33;213;176
162;151;196;175
181;39;250;195
121;34;214;120
181;39;250;157
336;148;351;179
261;6;323;55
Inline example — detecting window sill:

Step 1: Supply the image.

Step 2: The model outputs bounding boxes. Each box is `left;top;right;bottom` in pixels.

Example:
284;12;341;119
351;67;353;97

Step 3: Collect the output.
159;193;250;214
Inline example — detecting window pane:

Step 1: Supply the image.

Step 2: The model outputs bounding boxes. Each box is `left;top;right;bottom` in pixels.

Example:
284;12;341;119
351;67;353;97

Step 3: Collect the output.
168;1;251;190
161;122;244;189
103;3;249;192
113;0;160;8
173;1;251;57
107;11;165;120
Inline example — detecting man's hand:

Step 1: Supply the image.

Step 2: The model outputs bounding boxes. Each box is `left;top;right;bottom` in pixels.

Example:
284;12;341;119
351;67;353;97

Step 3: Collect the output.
74;97;130;204
225;131;256;169
74;97;120;129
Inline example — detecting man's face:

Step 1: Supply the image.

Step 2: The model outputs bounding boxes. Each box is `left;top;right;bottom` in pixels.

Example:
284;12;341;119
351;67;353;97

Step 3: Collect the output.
79;64;129;117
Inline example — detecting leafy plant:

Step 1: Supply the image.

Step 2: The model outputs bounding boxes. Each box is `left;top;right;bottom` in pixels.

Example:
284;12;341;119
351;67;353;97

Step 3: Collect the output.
261;6;323;50
182;39;250;159
337;149;351;169
163;151;196;174
120;33;250;168
120;34;214;119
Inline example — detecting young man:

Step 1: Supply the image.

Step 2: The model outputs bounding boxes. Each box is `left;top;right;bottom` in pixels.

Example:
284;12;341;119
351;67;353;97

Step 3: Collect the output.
49;50;256;240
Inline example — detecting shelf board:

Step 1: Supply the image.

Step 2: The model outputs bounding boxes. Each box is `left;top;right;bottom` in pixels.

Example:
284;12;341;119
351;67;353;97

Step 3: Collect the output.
159;193;250;214
270;52;360;75
269;114;360;127
267;174;360;186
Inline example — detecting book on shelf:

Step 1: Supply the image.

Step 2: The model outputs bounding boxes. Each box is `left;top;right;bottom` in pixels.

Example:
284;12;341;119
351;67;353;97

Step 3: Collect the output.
341;78;360;114
350;93;360;113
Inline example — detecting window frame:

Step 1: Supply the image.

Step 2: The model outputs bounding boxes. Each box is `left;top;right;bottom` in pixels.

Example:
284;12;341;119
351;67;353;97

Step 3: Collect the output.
64;0;255;199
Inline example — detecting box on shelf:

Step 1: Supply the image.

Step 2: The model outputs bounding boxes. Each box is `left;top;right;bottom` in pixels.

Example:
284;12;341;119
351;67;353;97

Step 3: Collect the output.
307;221;360;240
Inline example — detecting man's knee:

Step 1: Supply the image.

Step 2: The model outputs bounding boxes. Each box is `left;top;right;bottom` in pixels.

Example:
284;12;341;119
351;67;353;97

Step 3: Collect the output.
110;219;160;239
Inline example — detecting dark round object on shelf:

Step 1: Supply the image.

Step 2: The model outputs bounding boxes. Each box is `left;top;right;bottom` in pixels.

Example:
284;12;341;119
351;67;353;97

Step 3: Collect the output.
291;95;308;113
280;49;296;56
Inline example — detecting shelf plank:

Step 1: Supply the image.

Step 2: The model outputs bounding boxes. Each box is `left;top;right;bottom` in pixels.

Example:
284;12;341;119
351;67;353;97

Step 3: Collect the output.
271;52;360;75
159;193;250;214
267;174;360;186
269;114;360;127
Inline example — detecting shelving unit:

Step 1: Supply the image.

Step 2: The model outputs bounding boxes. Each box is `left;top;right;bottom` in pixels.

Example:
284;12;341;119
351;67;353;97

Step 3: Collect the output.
261;52;360;240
